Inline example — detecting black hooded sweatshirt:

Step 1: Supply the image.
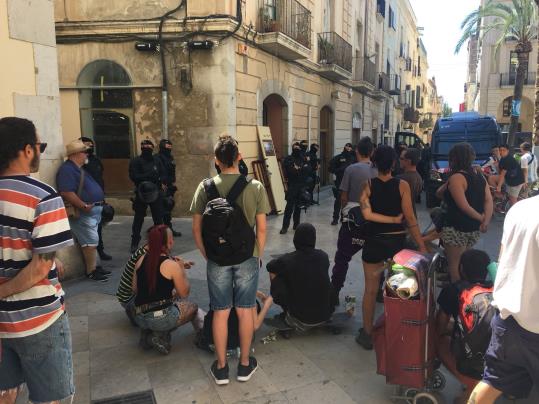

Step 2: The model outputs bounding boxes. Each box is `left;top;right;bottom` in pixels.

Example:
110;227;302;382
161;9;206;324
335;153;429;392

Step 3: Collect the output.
266;223;331;324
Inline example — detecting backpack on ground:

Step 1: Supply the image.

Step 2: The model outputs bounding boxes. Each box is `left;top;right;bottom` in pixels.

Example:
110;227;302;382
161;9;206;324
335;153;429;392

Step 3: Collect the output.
202;176;255;266
451;282;496;380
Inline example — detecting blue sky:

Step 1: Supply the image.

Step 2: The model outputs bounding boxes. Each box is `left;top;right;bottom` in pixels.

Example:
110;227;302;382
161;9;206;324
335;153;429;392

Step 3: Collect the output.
409;0;480;111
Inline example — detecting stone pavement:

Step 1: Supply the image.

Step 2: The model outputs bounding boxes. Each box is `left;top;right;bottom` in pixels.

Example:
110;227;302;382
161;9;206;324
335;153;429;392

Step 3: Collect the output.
53;189;536;404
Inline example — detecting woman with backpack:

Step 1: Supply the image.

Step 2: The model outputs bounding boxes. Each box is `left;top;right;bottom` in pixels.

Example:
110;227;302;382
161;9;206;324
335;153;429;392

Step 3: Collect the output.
356;145;427;350
435;143;493;282
132;225;203;355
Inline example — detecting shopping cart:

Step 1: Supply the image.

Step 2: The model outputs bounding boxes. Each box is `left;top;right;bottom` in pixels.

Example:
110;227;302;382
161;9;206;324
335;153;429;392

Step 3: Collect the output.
373;250;446;404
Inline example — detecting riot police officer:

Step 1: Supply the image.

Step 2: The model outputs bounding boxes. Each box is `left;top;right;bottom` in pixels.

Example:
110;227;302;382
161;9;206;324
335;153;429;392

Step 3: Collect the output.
328;143;356;225
306;143;320;203
80;136;112;261
156;139;181;237
128;140;165;252
280;142;310;234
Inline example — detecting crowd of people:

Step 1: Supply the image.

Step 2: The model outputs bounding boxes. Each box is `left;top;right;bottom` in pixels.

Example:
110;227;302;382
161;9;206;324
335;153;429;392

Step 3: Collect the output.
0;116;537;403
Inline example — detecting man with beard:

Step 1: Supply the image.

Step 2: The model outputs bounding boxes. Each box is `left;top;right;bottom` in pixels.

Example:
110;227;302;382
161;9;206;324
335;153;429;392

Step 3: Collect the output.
280;142;310;234
0;117;75;404
128;140;165;252
329;143;356;225
79;137;112;261
156;139;181;237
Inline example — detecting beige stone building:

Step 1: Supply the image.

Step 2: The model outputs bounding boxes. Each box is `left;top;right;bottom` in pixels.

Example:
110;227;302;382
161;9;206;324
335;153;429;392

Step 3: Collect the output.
54;0;437;214
470;0;537;133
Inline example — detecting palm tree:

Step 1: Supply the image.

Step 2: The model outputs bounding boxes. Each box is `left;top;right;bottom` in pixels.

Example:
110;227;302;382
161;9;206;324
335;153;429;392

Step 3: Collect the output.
456;0;537;144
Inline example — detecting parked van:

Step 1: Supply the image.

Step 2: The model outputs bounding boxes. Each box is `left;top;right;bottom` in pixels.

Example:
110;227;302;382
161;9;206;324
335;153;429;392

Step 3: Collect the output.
426;112;502;208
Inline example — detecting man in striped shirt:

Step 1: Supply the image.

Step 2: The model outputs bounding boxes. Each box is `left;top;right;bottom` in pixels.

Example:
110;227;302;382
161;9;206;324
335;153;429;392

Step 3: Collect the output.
0;117;75;403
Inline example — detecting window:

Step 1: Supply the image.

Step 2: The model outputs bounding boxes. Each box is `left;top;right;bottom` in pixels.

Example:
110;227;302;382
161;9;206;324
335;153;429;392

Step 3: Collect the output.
509;51;519;82
503;97;513;117
377;0;386;18
263;0;277;21
416;85;421;107
388;6;396;30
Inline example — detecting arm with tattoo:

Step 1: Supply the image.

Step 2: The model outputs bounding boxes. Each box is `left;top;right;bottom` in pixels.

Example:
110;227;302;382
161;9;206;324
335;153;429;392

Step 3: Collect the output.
0;252;56;299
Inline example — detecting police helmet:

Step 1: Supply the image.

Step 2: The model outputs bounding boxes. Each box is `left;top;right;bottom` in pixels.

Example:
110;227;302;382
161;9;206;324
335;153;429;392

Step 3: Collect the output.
101;203;115;224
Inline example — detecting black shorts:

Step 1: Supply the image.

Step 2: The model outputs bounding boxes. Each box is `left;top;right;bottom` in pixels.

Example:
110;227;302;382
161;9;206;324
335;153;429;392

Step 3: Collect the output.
362;233;406;264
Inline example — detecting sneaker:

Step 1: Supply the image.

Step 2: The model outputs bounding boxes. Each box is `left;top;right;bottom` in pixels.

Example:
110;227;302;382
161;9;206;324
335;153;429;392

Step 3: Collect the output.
331;219;339;226
150;333;171;355
171;229;182;237
210;361;230;385
87;271;108;282
279;228;288;235
237;356;258;382
355;328;373;350
95;266;111;275
98;250;112;261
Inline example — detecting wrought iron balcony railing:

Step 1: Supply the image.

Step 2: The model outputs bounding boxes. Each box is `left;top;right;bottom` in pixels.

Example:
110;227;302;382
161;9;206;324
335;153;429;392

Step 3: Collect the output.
499;71;536;86
378;72;390;92
389;74;401;95
318;31;353;72
353;57;377;85
259;0;312;49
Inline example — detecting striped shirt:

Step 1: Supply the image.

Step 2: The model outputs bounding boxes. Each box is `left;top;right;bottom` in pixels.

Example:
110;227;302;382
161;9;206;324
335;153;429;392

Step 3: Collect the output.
0;175;73;338
116;246;147;304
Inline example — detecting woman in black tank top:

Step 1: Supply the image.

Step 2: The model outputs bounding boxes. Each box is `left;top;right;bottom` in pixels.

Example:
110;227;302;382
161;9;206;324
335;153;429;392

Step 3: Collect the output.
434;143;493;283
133;225;202;355
355;146;427;350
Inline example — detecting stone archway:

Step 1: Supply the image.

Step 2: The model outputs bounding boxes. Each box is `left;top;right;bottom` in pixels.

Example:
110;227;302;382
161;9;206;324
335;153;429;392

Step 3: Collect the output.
257;80;293;156
262;94;288;159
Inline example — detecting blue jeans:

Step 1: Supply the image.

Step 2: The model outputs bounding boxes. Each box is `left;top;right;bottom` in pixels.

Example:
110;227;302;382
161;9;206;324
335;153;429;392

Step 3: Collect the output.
69;205;102;247
207;257;259;310
135;304;180;332
0;313;74;403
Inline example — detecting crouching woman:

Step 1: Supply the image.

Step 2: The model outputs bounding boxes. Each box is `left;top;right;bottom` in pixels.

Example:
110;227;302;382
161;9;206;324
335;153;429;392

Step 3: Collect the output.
133;224;202;354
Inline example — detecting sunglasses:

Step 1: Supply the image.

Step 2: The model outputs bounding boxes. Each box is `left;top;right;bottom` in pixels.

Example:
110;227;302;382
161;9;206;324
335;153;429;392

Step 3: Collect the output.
35;142;47;153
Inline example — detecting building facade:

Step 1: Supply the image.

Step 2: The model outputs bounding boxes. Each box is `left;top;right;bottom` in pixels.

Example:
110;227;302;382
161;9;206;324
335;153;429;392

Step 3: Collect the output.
467;0;537;133
54;0;437;214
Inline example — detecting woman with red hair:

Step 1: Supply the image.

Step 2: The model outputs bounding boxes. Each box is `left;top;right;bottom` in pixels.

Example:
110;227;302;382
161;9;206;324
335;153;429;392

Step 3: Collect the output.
133;224;201;354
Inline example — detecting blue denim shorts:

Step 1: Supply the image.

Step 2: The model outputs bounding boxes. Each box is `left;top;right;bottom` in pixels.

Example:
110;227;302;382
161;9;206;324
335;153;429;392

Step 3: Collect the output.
135;304;180;332
207;257;259;310
483;314;539;399
69;205;102;247
0;313;74;402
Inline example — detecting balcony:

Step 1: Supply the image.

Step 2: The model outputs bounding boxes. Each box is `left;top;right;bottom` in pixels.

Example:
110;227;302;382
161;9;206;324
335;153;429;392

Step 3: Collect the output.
404;57;412;72
317;32;353;80
257;0;311;61
396;92;407;109
404;107;420;123
499;71;536;87
389;74;401;95
347;57;377;93
378;72;390;92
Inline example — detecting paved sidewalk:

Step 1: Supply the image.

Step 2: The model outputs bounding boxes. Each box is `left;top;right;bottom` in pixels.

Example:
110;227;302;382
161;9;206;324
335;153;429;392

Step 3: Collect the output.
49;190;535;404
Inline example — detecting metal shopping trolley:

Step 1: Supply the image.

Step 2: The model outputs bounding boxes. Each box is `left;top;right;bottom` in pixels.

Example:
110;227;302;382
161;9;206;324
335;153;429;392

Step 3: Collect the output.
373;250;446;404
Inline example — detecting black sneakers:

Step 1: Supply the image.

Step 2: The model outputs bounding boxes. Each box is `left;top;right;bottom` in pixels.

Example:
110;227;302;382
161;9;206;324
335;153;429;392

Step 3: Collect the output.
211;361;230;385
95;266;111;275
279;228;288;235
237;356;258;382
87;271;108;282
355;328;373;350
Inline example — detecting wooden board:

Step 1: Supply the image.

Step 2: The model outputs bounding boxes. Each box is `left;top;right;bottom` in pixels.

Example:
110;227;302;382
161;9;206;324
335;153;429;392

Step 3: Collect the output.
257;126;286;214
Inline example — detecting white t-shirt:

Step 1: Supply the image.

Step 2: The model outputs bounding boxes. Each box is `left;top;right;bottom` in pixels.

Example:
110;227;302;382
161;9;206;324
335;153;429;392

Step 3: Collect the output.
520;152;537;183
493;196;539;333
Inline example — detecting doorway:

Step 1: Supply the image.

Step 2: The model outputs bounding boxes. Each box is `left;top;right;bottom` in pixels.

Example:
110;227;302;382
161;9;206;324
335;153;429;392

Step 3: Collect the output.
262;94;288;159
319;106;334;185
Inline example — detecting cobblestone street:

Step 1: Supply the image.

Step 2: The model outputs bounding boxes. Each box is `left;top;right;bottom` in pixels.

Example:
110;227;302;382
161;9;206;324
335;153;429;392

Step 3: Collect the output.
28;189;532;404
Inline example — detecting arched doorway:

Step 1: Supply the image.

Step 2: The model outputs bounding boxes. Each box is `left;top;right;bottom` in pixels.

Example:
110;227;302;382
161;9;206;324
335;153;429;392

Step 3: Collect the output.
263;94;288;159
352;112;362;145
319;106;334;185
498;96;533;133
77;60;134;195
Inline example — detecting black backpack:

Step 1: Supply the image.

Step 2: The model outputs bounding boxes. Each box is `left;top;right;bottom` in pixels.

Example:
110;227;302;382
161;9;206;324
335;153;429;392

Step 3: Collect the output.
202;176;255;266
451;282;496;380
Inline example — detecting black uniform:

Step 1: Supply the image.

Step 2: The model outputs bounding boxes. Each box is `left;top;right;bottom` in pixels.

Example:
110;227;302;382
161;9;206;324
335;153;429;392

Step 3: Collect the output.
129;151;165;248
329;148;356;222
281;149;310;232
305;145;320;202
156;144;180;236
83;153;109;256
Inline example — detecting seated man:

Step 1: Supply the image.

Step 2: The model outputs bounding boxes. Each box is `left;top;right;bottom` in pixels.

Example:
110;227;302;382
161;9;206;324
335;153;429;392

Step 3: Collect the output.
267;223;331;331
435;249;492;403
